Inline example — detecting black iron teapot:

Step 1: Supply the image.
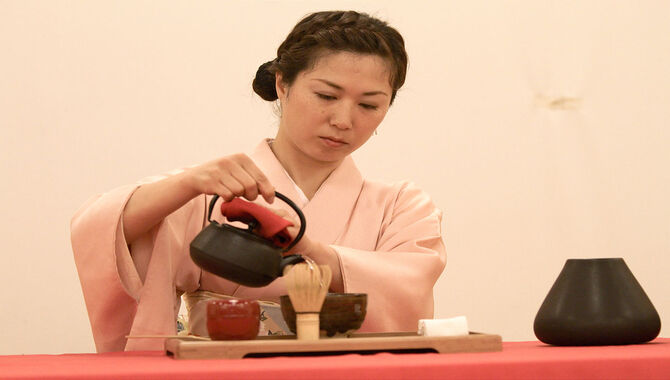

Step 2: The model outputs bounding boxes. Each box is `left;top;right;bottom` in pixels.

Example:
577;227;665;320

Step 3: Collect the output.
190;191;305;287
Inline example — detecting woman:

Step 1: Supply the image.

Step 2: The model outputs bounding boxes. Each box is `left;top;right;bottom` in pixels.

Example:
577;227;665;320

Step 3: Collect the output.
71;10;446;352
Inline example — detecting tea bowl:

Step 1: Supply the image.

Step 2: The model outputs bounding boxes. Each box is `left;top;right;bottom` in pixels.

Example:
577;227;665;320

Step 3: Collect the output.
280;293;367;337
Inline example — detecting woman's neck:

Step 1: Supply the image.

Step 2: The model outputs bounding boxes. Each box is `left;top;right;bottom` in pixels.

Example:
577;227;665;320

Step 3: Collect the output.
269;137;341;200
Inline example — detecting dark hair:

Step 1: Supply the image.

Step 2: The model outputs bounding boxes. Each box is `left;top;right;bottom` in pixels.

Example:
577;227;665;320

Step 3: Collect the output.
252;10;408;105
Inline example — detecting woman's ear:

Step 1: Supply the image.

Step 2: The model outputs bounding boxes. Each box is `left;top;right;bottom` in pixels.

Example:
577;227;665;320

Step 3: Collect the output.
275;72;287;100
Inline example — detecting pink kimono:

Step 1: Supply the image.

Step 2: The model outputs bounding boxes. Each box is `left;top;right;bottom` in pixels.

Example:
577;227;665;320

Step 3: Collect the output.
71;140;446;352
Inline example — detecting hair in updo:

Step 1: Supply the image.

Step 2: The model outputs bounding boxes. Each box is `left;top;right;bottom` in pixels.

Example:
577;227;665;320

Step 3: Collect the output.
252;11;408;105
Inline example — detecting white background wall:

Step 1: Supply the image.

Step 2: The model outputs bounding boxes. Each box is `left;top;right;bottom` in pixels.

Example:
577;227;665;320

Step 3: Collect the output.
1;0;668;354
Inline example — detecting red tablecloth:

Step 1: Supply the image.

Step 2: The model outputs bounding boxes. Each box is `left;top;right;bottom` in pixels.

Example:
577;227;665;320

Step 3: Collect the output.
2;339;669;380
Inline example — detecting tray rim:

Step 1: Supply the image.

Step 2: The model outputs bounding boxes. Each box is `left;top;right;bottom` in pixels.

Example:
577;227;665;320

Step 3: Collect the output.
165;331;503;360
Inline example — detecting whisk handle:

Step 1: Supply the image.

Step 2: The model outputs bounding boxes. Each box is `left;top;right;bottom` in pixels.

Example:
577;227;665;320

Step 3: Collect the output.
296;313;320;340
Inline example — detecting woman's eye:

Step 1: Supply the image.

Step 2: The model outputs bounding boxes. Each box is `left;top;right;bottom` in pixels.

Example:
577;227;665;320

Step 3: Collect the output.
315;93;377;110
316;93;336;101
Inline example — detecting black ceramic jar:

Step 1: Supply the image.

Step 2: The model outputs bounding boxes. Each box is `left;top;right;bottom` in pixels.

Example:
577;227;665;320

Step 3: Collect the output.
534;258;661;346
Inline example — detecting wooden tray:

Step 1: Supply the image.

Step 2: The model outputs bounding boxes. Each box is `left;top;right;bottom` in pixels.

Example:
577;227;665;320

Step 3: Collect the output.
165;332;502;359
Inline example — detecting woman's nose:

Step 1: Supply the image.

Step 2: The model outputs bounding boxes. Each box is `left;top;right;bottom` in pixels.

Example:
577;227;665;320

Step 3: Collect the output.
329;102;354;130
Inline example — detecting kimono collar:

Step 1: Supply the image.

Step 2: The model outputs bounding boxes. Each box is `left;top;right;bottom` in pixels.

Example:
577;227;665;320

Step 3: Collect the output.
250;139;363;244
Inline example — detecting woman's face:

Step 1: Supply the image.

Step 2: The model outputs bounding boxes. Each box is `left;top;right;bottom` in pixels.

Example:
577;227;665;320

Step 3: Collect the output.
275;51;393;166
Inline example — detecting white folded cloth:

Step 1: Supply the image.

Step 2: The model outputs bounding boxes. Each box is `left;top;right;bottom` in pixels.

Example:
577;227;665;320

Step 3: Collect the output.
417;316;469;337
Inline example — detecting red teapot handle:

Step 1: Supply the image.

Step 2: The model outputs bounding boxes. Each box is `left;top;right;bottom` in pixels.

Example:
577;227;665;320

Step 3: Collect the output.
206;192;306;252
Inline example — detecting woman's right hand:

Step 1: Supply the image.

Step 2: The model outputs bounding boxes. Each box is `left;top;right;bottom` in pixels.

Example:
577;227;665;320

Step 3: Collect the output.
181;153;275;203
123;153;274;245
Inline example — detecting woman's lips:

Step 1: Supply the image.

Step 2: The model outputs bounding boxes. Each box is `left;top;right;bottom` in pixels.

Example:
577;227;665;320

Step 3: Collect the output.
319;136;347;148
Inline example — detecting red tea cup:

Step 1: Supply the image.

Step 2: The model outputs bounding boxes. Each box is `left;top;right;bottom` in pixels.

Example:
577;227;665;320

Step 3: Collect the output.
206;299;260;340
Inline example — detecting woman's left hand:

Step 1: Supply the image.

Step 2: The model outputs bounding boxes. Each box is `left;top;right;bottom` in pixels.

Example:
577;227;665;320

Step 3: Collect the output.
264;207;313;254
266;207;344;292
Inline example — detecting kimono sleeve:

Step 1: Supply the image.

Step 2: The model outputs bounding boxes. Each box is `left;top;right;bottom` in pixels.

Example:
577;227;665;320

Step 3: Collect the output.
70;181;205;352
332;182;446;333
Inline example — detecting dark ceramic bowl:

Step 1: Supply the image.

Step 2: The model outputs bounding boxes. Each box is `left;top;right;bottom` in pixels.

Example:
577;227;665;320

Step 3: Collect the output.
207;299;260;340
280;293;367;337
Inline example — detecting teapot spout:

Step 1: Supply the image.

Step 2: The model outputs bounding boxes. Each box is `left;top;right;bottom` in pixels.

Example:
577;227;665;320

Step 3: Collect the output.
280;254;305;275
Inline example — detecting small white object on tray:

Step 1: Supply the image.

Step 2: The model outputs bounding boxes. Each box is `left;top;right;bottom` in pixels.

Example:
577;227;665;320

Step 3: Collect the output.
418;316;469;337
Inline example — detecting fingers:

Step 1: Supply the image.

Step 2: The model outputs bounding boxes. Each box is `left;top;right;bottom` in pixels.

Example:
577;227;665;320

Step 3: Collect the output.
267;208;299;240
214;184;235;202
228;164;260;201
212;154;275;202
185;153;276;203
217;175;245;202
239;157;275;203
266;207;290;218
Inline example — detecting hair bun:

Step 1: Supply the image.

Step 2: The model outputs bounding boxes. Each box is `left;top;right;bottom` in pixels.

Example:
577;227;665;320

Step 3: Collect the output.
252;60;278;101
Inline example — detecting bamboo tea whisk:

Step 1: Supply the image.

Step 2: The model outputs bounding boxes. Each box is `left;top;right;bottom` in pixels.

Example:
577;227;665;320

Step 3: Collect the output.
285;261;332;340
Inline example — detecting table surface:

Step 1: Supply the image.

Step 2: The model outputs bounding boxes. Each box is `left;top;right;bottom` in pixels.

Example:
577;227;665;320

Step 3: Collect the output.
2;338;669;380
